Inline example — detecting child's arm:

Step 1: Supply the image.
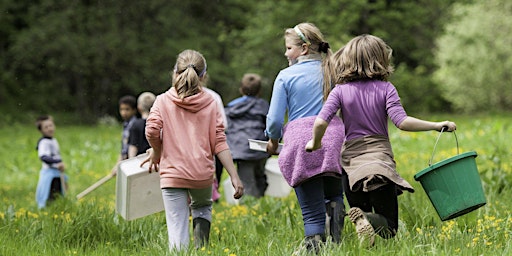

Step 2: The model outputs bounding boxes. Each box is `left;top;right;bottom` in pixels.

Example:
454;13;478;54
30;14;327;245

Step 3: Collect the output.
305;117;329;152
398;117;456;132
128;145;138;158
216;149;244;199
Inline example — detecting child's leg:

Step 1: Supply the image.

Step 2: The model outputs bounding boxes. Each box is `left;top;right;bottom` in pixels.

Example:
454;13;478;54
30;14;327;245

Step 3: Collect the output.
189;187;213;248
294;177;328;253
323;176;345;243
253;158;268;197
161;188;190;251
367;183;398;238
341;174;371;211
237;160;264;198
49;178;62;202
294;177;327;237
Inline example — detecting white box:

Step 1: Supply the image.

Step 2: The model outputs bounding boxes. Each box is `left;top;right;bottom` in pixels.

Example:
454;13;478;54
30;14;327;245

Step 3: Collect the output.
116;153;164;221
248;139;283;153
263;158;292;197
223;157;292;204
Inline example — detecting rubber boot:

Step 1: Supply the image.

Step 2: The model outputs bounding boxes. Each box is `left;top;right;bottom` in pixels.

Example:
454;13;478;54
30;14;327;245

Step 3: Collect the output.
304;234;325;255
365;213;395;238
193;217;210;249
348;207;375;247
325;201;345;243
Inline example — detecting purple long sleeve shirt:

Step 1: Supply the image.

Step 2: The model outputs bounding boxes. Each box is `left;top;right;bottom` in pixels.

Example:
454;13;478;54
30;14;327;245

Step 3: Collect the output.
318;80;408;141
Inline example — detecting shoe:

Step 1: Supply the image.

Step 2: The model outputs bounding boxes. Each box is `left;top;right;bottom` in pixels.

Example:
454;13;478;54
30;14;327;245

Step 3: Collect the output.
348;207;375;246
292;234;325;255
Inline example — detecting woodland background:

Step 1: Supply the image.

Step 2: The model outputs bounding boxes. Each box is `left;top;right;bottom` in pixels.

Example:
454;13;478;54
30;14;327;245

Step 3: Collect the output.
0;0;510;125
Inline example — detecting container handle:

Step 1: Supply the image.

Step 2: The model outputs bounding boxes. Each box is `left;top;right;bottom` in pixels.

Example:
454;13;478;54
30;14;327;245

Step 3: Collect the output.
428;126;459;166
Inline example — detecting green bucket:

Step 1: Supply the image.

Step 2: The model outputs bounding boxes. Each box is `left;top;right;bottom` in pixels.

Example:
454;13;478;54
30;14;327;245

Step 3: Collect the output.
414;130;486;221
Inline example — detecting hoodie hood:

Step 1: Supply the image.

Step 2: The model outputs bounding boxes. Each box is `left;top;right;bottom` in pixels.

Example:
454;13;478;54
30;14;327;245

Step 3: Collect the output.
165;87;214;113
225;97;268;118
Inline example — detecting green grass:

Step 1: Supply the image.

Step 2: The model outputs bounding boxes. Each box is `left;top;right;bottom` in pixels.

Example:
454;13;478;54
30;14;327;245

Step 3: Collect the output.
1;114;511;255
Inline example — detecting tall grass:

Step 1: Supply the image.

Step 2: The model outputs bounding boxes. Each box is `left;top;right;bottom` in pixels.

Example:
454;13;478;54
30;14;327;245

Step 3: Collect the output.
1;114;511;255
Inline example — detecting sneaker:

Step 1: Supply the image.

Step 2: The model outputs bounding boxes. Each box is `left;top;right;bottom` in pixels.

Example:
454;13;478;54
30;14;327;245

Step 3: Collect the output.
348;207;375;246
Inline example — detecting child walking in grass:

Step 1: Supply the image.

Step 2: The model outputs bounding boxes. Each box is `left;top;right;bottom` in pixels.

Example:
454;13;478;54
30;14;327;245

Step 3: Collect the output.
111;95;138;175
265;22;345;254
305;34;457;246
225;73;270;198
127;92;155;158
35;115;68;208
142;49;244;252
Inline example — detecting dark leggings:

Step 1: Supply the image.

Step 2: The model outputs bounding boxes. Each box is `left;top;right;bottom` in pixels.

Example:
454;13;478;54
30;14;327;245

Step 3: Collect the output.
342;174;398;237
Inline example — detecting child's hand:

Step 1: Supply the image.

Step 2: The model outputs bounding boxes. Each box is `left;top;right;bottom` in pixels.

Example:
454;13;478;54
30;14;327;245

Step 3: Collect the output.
266;139;280;155
230;177;244;199
141;148;160;173
437;121;457;132
56;162;65;172
305;139;321;152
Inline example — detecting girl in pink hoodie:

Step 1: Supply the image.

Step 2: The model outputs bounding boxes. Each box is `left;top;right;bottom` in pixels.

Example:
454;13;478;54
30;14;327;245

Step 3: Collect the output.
143;49;244;252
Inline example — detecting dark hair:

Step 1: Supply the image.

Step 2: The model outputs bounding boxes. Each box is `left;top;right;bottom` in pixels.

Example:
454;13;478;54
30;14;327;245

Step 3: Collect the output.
36;115;53;131
119;95;137;110
240;73;262;96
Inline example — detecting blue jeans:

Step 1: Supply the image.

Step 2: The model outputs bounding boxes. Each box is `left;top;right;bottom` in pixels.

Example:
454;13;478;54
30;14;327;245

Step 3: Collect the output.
294;176;344;236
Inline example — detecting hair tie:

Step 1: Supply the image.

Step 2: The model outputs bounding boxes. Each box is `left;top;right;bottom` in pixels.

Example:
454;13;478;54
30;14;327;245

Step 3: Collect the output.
319;42;330;53
294;25;311;46
198;62;207;77
187;64;196;69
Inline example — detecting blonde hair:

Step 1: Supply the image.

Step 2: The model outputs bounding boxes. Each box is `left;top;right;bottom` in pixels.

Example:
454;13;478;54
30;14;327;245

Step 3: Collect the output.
137;92;156;113
172;50;208;99
323;34;394;97
285;22;334;100
240;73;261;96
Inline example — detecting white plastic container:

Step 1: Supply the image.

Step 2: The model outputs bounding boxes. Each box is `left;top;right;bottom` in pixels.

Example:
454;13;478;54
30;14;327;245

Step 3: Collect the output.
248;139;283;153
116;153;164;221
223;157;292;204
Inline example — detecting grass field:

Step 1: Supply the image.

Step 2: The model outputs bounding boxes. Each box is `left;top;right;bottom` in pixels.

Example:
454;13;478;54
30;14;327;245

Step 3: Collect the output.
1;114;511;255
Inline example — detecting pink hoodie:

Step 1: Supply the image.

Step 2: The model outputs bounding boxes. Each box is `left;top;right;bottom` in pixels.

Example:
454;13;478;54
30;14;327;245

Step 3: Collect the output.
146;87;228;189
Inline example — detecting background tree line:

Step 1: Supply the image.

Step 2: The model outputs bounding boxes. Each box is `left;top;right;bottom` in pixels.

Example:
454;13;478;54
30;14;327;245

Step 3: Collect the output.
0;0;510;125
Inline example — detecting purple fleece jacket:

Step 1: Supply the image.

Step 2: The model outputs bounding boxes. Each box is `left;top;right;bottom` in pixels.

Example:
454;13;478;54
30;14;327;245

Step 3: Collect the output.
278;115;344;187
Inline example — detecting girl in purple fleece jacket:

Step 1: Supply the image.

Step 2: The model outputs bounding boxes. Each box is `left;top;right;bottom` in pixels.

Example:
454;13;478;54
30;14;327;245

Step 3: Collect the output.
306;34;456;246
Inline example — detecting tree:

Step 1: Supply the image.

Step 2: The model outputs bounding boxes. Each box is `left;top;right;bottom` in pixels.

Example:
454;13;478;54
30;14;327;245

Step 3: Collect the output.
434;0;512;113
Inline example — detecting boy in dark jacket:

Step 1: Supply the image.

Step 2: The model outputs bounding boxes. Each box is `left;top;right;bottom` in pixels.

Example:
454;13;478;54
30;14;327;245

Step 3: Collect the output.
225;73;270;198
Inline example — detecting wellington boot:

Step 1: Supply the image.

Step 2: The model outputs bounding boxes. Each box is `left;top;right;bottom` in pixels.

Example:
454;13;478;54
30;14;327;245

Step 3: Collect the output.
365;213;395;238
305;234;325;255
348;207;375;247
325;201;345;243
193;217;211;249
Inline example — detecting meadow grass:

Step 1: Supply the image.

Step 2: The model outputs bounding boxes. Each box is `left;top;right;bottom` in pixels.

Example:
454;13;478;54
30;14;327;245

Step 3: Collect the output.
1;114;511;255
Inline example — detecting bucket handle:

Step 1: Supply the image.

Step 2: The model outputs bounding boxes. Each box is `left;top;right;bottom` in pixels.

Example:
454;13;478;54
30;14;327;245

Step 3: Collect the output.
428;126;459;166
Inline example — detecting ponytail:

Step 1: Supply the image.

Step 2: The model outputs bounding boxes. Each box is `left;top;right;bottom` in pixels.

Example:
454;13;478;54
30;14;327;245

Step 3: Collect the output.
172;50;208;99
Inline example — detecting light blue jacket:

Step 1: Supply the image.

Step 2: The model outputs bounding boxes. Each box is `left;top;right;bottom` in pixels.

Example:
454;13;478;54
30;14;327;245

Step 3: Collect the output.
265;55;323;139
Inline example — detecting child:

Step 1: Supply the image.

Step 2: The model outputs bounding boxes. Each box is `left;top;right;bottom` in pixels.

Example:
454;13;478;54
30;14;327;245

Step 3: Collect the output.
111;95;138;175
128;92;156;158
142;49;244;251
305;34;457;246
265;22;345;253
35;115;68;208
225;73;270;198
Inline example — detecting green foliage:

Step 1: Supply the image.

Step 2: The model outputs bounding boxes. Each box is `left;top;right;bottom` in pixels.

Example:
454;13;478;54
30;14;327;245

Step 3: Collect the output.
2;115;512;255
434;0;512;113
0;0;474;123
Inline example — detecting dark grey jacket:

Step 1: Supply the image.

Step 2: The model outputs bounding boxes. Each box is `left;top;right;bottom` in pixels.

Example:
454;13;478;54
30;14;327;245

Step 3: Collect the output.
225;97;269;160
